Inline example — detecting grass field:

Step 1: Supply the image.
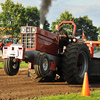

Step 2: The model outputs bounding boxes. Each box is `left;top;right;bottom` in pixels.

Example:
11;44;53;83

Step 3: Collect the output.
0;61;28;68
18;90;100;100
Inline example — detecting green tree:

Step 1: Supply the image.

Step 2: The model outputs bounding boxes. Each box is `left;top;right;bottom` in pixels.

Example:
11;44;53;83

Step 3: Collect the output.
51;10;73;35
0;0;26;36
25;6;51;31
25;6;40;27
51;10;98;40
98;26;100;40
74;16;98;40
51;19;61;33
0;0;51;36
98;26;100;34
43;20;51;31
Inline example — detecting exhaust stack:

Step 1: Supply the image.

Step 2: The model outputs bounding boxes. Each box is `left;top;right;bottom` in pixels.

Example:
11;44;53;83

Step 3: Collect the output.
40;24;43;29
40;0;53;29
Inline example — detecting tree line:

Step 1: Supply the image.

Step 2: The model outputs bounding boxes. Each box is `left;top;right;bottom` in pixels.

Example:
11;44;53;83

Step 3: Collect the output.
51;10;99;41
0;0;99;41
0;0;50;36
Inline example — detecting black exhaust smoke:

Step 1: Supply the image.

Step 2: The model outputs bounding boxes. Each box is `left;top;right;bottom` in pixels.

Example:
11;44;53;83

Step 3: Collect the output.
40;0;52;29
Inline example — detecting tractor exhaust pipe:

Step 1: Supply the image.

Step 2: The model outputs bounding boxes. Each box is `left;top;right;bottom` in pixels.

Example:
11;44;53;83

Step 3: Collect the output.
40;23;43;29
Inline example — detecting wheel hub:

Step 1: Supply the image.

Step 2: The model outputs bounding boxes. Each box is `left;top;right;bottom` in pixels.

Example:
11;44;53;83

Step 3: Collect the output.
12;59;18;69
43;58;48;71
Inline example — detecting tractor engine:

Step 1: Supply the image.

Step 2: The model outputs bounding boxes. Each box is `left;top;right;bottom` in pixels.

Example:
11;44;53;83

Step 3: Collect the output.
21;26;59;60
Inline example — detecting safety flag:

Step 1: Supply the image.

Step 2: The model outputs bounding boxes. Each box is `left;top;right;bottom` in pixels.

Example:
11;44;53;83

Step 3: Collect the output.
83;30;86;41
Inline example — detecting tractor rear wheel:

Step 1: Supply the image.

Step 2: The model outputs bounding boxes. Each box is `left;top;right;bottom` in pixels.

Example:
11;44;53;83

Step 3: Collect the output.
29;52;56;82
62;42;91;84
4;58;20;76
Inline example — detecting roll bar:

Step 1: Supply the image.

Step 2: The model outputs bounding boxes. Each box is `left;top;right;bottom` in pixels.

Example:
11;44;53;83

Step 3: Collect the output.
59;21;76;38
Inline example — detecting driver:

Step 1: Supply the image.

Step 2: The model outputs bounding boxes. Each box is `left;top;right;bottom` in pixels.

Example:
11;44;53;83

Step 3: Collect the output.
54;24;68;54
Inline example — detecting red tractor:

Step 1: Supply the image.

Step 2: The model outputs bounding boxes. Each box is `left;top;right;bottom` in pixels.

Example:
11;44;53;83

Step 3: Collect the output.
2;21;100;84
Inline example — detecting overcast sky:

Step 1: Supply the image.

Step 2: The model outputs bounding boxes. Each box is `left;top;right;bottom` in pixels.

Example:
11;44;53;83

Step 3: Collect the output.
0;0;100;28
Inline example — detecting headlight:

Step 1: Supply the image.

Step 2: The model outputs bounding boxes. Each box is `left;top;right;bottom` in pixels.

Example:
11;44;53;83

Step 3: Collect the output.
21;27;26;33
73;38;76;42
26;27;31;33
21;26;37;33
32;27;37;33
69;39;71;42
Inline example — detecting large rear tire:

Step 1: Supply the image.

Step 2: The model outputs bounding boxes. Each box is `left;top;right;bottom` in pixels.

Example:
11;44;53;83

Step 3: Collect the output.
4;58;20;76
62;42;91;84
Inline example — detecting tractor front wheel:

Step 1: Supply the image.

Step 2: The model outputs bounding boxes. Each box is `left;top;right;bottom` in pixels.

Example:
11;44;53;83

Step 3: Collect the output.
4;58;20;76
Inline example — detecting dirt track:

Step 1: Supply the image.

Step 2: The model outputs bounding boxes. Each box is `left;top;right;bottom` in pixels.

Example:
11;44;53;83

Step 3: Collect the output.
0;68;100;100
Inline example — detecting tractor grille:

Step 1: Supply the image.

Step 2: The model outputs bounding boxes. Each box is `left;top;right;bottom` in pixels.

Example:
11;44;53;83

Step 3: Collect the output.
22;33;35;49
